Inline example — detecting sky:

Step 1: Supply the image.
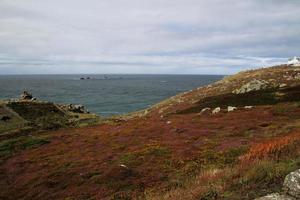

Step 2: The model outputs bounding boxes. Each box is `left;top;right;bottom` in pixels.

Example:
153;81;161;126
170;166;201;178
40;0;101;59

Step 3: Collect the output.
0;0;299;74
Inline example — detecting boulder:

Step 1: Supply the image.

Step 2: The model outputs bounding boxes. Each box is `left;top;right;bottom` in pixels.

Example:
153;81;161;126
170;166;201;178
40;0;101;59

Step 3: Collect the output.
283;169;300;198
227;106;237;112
255;193;295;200
245;106;253;109
233;79;269;94
212;107;221;114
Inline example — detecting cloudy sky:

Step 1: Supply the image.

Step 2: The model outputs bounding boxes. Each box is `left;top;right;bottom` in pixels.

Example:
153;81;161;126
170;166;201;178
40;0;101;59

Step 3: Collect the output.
0;0;299;74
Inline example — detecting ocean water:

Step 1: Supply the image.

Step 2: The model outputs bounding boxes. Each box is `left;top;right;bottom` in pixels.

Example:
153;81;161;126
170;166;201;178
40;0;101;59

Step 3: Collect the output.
0;74;223;116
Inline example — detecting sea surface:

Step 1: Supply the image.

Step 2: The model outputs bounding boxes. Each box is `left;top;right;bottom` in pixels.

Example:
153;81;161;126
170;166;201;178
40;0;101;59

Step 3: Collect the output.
0;74;223;116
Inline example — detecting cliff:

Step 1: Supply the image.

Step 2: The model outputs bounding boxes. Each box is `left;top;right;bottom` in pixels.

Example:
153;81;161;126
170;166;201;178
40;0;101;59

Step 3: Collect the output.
1;64;300;200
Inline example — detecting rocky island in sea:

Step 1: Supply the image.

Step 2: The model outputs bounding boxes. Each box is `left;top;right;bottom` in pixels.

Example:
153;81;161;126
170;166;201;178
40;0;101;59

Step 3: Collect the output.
1;62;300;199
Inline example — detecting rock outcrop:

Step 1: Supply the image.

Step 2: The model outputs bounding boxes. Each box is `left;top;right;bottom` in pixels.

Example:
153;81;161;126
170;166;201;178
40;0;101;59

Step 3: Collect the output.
233;79;269;94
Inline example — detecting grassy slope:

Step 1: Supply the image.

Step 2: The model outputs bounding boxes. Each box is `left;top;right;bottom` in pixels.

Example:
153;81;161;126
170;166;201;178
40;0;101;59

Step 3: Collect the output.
0;101;101;138
1;65;300;199
0;103;28;134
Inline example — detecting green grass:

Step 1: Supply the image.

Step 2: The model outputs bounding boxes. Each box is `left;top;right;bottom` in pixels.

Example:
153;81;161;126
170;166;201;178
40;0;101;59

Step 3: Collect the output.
197;146;248;168
0;105;28;134
7;102;68;130
0;136;50;158
118;145;171;167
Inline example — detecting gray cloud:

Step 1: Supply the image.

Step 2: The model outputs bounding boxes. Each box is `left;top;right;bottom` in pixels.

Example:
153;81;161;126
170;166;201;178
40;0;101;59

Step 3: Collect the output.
0;0;299;74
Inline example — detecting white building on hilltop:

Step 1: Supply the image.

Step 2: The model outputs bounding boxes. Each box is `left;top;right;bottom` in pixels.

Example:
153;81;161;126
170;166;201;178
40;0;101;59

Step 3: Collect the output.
288;57;300;66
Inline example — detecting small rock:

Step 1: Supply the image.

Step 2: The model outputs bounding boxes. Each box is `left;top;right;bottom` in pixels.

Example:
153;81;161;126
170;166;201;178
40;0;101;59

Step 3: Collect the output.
227;106;237;112
254;193;295;200
199;107;211;114
279;83;287;88
212;107;221;114
119;164;128;169
245;106;253;109
283;169;300;198
166;121;171;124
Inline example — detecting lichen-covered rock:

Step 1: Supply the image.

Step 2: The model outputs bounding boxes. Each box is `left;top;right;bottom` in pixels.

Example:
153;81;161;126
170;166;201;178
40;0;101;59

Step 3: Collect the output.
283;169;300;198
255;193;295;200
233;79;269;94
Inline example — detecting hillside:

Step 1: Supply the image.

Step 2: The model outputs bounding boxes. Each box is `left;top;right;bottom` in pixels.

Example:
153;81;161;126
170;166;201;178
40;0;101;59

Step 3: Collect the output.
0;99;100;139
1;64;300;199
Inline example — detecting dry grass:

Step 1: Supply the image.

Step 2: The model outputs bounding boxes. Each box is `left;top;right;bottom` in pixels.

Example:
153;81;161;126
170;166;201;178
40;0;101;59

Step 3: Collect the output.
145;168;227;200
240;132;300;162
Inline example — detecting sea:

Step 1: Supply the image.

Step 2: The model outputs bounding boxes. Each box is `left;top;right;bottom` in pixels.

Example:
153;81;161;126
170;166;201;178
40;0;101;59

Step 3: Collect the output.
0;74;223;116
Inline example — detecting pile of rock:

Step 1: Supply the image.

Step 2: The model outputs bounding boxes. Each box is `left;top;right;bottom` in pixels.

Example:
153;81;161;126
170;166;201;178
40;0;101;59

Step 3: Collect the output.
66;104;89;114
255;169;300;200
20;90;36;101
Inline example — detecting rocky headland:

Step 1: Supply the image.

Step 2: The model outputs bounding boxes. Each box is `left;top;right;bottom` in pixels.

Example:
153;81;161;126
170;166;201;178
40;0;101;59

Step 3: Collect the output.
0;91;100;139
